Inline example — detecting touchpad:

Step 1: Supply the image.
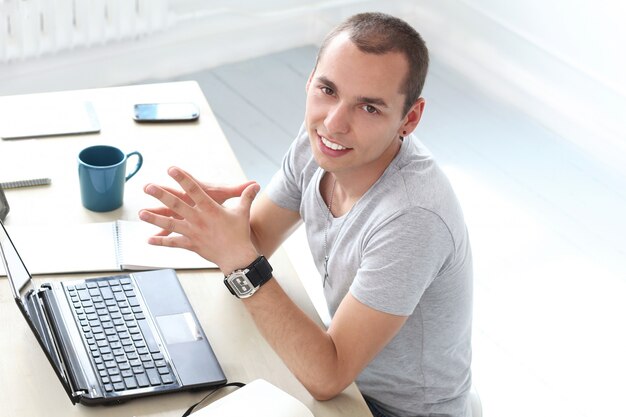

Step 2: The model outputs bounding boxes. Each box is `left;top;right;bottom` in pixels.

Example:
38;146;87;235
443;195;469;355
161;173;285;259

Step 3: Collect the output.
156;313;202;345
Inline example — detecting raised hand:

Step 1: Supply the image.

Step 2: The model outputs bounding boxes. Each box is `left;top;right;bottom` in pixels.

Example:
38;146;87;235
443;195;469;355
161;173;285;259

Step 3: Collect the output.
139;166;260;273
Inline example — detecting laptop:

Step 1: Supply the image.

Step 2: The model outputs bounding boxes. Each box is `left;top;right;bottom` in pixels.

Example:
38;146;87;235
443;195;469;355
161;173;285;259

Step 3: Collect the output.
0;220;226;405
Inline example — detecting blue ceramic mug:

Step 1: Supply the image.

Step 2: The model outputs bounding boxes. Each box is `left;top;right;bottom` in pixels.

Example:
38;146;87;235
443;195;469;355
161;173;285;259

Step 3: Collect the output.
78;145;143;212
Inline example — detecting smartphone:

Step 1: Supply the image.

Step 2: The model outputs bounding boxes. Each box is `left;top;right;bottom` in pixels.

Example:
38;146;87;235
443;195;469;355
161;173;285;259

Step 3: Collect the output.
133;102;200;122
0;187;9;221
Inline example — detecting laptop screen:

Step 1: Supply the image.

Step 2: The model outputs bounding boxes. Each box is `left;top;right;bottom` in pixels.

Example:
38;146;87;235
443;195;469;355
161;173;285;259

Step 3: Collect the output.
0;220;71;388
0;220;35;303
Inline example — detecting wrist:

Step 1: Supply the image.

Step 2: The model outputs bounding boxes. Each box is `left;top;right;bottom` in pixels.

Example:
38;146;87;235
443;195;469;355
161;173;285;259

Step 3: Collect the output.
219;247;261;276
223;255;274;299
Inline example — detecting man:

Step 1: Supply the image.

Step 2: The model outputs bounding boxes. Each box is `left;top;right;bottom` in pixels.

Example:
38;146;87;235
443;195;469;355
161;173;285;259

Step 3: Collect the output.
139;12;473;417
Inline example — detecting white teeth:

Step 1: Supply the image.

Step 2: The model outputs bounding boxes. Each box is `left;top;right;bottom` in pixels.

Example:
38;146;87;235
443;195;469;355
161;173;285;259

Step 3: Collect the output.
321;136;348;151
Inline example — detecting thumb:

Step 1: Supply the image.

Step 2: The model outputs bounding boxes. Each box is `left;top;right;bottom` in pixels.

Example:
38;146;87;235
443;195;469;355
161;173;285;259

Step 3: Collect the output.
240;182;261;211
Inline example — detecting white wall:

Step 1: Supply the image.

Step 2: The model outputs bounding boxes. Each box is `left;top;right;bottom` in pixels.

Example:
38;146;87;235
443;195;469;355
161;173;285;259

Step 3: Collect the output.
0;0;624;177
0;0;413;95
411;0;626;178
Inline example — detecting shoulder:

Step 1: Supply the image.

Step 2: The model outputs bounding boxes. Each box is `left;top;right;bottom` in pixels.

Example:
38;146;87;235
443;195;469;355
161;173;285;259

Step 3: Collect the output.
365;137;467;250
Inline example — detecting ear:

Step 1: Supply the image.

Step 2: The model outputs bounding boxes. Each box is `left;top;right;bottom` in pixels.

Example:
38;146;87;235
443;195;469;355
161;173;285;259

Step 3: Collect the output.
399;98;426;137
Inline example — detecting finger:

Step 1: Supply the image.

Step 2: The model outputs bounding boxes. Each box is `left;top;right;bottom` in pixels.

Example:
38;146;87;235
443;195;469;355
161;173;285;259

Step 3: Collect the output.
167;166;253;205
167;167;221;212
144;183;195;222
143;206;184;220
202;180;258;205
139;208;185;237
138;207;180;237
147;234;191;250
159;185;196;206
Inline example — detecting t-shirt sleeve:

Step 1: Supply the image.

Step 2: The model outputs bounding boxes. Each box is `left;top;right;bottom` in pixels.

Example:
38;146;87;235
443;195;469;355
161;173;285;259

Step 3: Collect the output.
350;208;454;316
265;123;310;212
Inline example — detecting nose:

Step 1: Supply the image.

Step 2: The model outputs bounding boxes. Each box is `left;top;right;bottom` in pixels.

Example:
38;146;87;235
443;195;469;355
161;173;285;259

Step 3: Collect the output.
324;102;350;135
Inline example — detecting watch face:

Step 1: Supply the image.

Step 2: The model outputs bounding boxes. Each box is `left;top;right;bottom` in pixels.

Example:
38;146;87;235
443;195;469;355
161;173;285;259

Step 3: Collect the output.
228;271;257;298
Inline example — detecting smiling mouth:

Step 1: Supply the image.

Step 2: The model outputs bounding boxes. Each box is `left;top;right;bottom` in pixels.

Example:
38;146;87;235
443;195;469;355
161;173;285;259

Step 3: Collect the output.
320;135;351;151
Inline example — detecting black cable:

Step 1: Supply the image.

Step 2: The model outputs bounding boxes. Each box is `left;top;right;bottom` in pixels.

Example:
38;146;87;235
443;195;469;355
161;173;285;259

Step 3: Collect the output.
181;382;246;417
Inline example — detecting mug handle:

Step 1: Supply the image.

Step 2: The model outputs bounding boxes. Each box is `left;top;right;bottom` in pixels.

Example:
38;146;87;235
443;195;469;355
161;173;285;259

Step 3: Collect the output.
125;151;144;182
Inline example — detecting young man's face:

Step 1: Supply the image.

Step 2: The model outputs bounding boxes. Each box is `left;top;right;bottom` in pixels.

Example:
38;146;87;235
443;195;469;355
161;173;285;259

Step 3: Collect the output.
305;32;422;180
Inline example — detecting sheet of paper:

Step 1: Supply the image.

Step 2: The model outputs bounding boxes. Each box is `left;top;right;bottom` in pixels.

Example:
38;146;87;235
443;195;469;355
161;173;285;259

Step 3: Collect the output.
2;222;116;275
194;379;313;417
116;220;216;270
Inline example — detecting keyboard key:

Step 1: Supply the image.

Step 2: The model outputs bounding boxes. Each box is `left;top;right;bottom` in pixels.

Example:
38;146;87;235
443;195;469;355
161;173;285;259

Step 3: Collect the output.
98;280;110;288
77;289;90;301
100;288;113;302
136;373;150;387
146;368;161;386
124;376;137;389
104;384;114;392
161;374;174;384
157;367;170;375
113;382;125;391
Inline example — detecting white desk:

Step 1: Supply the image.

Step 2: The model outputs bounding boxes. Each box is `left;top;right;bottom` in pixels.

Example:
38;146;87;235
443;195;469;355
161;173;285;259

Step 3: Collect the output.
0;82;371;416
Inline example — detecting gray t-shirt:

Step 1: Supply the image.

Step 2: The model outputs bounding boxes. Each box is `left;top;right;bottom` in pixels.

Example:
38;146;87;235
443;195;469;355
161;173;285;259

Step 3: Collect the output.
266;125;473;417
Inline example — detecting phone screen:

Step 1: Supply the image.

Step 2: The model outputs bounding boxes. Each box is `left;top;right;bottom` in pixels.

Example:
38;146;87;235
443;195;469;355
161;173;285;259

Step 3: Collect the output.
133;103;200;122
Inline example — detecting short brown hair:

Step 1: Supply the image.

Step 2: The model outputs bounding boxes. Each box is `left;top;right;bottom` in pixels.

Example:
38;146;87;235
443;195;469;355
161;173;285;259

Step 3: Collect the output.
315;12;429;116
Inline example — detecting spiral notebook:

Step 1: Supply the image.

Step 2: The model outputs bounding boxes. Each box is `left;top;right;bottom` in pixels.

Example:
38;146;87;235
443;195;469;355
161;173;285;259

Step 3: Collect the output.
0;220;216;276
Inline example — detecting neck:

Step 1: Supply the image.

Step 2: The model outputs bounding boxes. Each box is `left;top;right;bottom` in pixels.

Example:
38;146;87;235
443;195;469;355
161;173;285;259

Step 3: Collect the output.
327;137;402;215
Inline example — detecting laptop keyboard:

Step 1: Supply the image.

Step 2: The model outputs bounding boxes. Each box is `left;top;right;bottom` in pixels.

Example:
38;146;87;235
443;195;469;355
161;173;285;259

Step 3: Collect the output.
65;277;176;393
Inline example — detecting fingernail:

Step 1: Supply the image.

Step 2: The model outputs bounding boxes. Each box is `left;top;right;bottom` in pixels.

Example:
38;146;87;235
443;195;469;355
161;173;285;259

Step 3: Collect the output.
145;185;157;195
168;167;182;180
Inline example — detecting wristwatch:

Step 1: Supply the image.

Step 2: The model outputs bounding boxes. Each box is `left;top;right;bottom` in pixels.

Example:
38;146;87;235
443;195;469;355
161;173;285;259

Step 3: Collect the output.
223;256;273;298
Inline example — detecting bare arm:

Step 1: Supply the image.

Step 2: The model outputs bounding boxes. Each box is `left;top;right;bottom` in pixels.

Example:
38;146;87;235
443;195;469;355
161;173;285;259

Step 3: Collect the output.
248;192;302;259
139;167;407;399
243;280;407;399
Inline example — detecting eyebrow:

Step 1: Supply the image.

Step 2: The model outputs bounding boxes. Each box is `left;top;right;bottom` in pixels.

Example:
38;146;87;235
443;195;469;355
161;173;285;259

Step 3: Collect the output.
316;75;390;109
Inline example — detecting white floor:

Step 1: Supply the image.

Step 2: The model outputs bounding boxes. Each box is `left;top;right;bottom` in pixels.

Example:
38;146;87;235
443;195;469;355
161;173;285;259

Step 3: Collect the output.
157;46;626;417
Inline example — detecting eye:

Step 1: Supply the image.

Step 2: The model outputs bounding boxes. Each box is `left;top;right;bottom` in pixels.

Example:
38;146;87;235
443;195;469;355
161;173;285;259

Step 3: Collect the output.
362;104;379;114
320;86;334;96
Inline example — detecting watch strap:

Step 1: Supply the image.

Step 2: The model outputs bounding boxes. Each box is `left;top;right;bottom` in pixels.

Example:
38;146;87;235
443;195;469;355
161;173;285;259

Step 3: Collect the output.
243;255;273;287
224;256;273;298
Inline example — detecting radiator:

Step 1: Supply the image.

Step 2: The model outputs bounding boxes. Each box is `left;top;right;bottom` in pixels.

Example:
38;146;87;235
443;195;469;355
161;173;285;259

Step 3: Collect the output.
0;0;170;62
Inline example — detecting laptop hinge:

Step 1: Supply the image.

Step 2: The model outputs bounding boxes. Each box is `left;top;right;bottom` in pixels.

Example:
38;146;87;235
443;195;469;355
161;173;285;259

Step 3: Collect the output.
37;284;98;404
